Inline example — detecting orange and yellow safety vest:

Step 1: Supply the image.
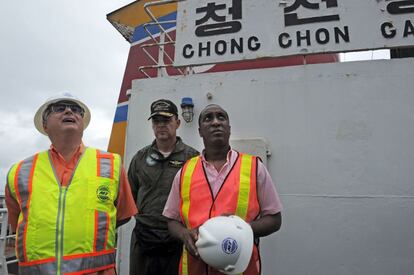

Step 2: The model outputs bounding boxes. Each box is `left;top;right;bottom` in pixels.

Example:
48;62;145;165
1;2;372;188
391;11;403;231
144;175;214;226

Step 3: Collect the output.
179;152;261;275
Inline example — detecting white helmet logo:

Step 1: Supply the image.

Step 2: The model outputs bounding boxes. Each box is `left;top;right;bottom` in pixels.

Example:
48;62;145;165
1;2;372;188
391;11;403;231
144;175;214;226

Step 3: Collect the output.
222;238;238;254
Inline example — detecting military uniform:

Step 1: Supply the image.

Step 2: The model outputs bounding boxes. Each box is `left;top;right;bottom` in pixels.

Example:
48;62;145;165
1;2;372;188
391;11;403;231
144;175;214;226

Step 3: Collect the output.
128;137;199;275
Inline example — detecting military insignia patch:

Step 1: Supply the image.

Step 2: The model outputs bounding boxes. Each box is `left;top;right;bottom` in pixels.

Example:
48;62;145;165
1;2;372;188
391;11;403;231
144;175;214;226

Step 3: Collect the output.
169;160;184;168
96;185;111;202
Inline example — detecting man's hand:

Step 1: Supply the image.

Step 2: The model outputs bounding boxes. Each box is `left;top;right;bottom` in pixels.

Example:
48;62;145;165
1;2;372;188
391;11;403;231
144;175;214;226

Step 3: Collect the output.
168;219;200;257
180;227;199;257
250;212;282;238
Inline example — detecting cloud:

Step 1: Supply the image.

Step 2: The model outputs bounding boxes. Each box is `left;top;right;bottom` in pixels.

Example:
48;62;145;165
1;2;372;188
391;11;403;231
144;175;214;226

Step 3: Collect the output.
0;110;50;191
0;0;132;192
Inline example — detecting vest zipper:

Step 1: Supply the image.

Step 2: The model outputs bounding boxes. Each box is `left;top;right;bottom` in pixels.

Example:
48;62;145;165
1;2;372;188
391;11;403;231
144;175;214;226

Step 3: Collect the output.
48;149;84;275
56;186;68;275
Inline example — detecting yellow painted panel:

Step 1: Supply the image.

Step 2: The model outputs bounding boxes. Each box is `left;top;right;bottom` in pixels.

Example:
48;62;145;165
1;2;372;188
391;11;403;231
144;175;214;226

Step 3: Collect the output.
107;121;127;159
107;0;177;28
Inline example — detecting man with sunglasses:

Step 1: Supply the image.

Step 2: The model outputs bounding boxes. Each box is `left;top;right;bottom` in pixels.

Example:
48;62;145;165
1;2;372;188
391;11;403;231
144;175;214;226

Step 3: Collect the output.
128;99;199;275
5;92;137;274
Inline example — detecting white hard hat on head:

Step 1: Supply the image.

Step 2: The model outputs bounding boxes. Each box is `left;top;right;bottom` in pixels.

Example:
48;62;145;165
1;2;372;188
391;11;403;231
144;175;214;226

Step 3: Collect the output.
34;91;91;135
195;215;253;274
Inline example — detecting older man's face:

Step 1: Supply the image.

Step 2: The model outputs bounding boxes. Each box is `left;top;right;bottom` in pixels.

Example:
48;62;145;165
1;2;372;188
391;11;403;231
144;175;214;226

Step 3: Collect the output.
43;101;85;137
198;105;231;146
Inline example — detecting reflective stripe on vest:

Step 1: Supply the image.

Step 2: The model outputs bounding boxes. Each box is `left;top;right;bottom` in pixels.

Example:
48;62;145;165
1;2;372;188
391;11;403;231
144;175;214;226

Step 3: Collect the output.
7;147;120;274
97;150;115;179
181;249;189;275
18;250;116;275
179;152;260;275
236;154;253;219
13;155;38;263
94;210;110;252
180;156;199;228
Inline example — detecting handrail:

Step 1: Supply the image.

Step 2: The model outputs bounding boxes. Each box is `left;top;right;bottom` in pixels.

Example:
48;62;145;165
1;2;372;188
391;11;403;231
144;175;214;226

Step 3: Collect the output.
0;206;10;274
138;0;189;78
143;0;183;44
142;22;178;68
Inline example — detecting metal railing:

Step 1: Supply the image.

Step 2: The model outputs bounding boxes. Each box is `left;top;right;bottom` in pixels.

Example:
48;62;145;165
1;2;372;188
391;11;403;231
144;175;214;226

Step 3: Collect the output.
0;196;17;275
139;0;190;78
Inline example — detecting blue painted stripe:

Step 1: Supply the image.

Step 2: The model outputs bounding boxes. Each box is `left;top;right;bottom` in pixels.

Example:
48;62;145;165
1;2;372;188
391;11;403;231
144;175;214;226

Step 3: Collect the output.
114;105;128;123
132;12;177;43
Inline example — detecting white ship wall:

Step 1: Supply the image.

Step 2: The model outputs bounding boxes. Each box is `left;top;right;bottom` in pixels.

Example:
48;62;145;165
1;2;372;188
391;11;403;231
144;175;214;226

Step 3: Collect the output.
118;57;414;275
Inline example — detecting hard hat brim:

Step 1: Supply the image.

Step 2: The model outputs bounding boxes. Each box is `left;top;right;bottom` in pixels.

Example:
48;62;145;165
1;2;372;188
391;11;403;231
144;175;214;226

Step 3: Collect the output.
34;95;91;135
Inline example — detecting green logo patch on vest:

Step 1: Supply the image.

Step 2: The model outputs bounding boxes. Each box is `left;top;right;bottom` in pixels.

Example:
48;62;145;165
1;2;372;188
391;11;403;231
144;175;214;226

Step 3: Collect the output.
96;185;111;202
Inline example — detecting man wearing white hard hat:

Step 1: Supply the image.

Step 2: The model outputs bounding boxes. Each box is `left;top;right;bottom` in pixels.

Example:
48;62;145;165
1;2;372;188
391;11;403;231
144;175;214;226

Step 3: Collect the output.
5;92;137;275
163;104;283;275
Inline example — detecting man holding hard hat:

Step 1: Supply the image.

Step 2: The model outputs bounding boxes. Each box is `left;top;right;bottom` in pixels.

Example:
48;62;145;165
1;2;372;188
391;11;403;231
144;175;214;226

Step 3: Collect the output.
163;104;283;275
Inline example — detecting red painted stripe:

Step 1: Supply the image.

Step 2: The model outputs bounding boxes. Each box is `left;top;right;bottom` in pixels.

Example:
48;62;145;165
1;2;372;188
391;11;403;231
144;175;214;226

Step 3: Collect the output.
23;154;38;262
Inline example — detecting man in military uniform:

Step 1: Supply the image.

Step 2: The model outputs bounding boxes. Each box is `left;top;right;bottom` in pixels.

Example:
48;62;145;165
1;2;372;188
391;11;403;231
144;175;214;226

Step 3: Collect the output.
128;99;199;275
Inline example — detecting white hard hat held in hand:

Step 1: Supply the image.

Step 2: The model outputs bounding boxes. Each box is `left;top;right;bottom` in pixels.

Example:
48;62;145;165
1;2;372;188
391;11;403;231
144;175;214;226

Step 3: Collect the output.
195;215;254;274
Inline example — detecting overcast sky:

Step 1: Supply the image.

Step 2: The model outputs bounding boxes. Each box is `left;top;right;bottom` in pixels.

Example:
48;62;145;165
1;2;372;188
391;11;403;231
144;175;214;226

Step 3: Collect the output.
0;0;134;192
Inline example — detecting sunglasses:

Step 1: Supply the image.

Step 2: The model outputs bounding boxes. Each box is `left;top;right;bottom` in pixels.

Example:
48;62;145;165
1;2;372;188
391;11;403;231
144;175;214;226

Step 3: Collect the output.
49;103;85;117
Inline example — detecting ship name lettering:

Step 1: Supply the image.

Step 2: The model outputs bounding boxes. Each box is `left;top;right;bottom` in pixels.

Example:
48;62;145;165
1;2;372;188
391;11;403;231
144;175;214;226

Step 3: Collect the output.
182;36;261;59
278;26;350;49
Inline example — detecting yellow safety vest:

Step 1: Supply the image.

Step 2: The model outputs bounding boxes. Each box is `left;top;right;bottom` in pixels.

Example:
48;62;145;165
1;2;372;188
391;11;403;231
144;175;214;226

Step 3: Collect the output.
7;147;121;275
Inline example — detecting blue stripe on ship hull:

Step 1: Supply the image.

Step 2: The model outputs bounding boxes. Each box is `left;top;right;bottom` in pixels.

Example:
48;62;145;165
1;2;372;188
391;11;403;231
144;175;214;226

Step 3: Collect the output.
132;12;177;43
114;104;128;123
